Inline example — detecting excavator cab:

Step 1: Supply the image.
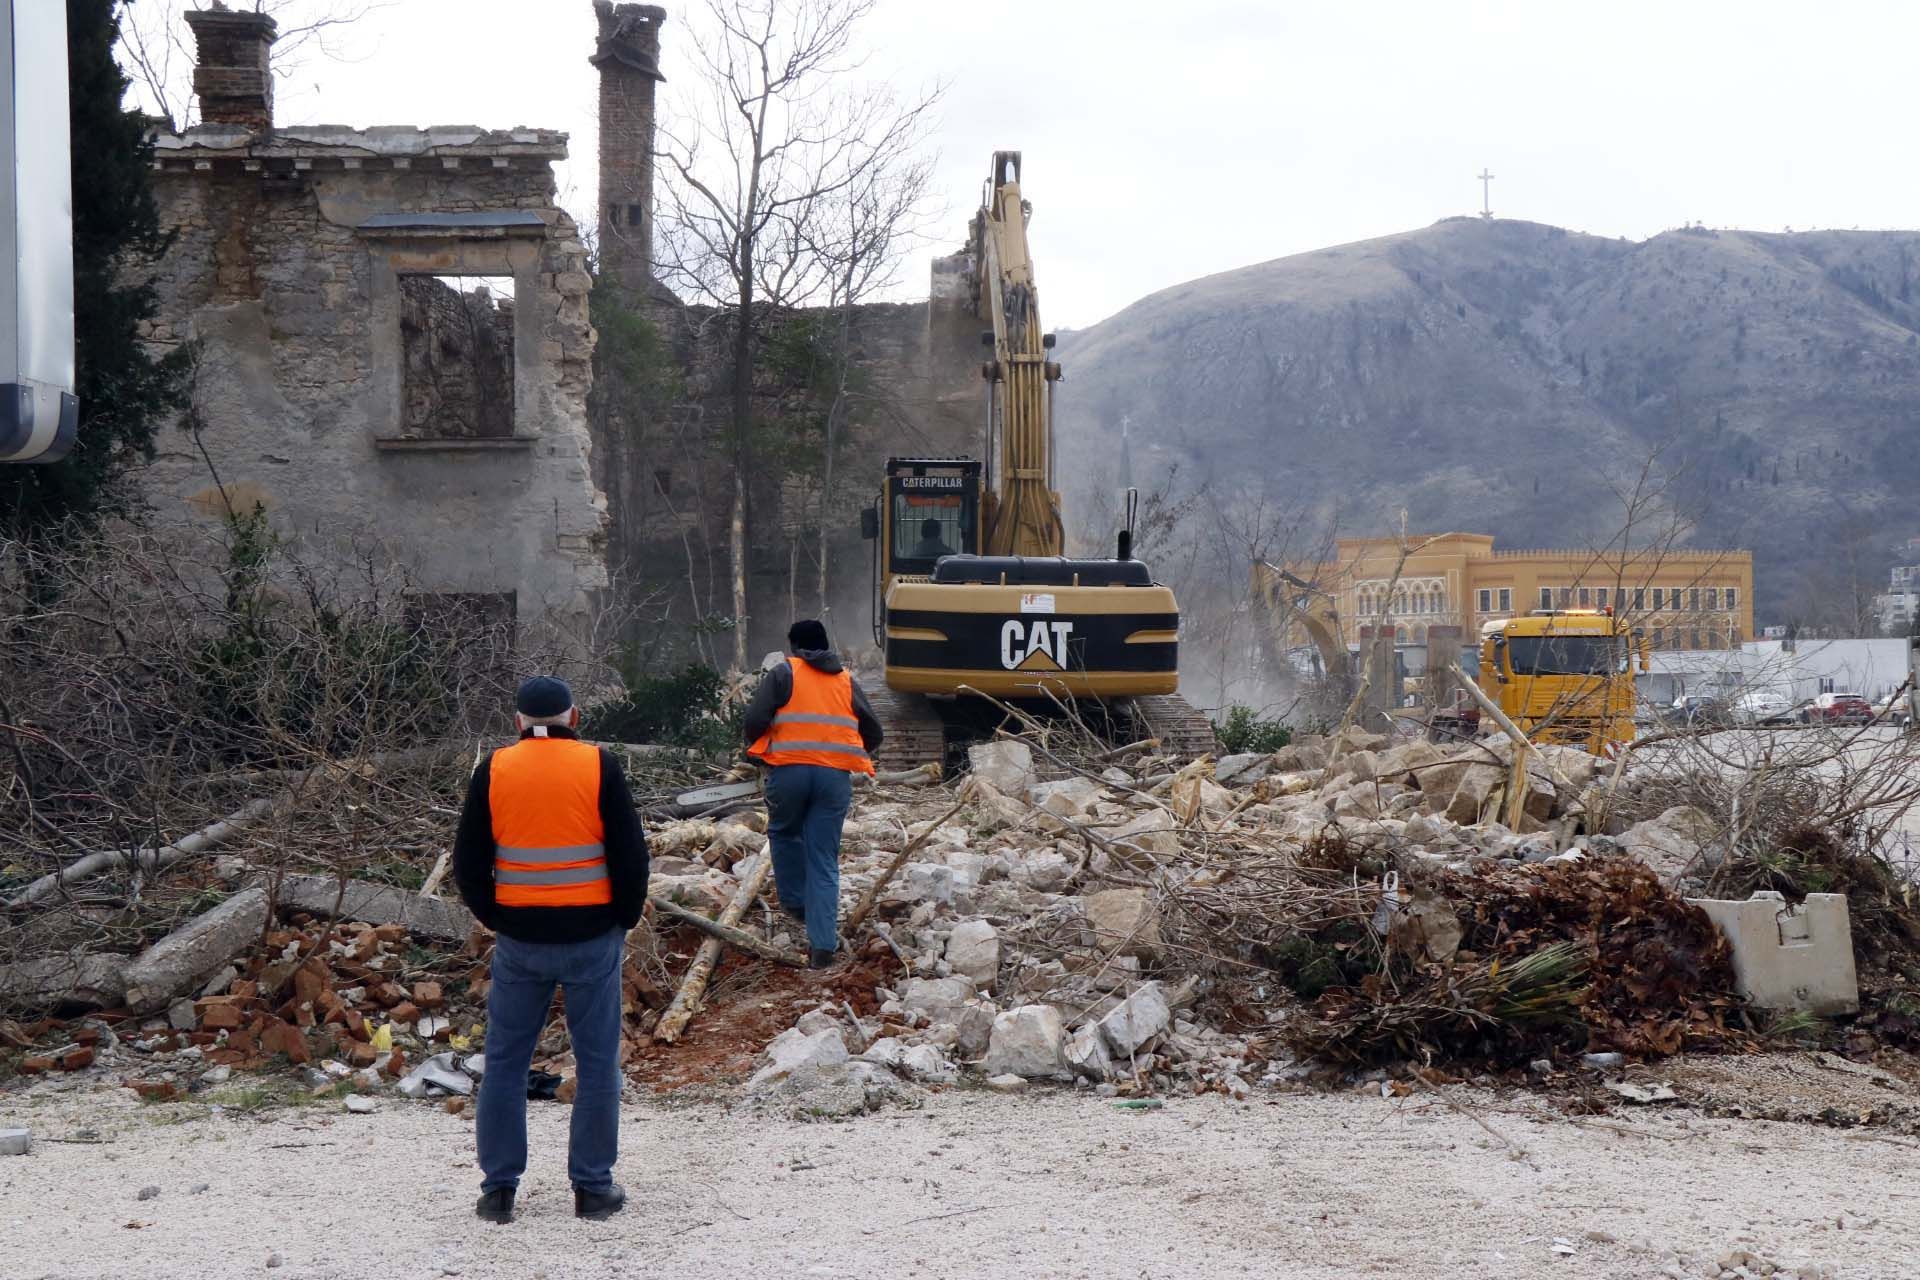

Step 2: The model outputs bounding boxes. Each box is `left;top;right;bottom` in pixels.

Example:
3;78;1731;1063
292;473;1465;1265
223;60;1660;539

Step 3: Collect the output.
870;457;983;579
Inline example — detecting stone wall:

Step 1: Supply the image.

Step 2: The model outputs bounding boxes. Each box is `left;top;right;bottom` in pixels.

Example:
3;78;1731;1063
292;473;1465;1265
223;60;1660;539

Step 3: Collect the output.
136;126;608;649
398;277;515;440
596;285;982;663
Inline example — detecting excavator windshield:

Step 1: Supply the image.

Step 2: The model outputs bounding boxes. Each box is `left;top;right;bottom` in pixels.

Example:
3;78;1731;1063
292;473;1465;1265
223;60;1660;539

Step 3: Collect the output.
887;469;979;574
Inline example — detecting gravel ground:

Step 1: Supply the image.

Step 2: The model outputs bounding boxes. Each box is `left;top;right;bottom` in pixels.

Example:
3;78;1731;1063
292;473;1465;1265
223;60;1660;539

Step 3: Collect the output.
3;1076;1917;1279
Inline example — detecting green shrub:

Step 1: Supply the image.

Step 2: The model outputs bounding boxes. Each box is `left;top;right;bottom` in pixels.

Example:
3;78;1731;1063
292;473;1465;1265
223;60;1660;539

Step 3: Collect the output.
588;661;740;755
1215;705;1292;755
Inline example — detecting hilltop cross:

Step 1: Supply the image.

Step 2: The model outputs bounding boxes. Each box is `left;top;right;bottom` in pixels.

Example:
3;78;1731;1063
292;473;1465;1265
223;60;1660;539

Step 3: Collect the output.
1477;169;1495;219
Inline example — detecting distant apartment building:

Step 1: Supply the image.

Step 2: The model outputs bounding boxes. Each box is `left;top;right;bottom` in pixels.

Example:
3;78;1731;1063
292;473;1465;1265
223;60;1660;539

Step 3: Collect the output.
1872;564;1920;636
1258;532;1754;654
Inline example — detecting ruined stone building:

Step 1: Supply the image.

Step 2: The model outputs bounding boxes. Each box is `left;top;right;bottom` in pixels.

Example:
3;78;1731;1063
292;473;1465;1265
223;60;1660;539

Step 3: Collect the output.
583;5;980;660
137;4;1001;668
137;8;608;646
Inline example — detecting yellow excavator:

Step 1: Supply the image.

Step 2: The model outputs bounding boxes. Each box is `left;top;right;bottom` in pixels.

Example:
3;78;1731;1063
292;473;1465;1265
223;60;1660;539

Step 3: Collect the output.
860;152;1214;769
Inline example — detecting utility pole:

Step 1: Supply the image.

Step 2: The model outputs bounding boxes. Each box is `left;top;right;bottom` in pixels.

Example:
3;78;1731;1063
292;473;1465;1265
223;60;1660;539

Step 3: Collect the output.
1477;168;1495;220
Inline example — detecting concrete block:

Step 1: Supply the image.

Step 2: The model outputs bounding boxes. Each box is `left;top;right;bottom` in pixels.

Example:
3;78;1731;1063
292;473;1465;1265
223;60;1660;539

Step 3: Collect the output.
273;875;473;942
0;1128;29;1156
1688;891;1859;1016
123;888;271;1013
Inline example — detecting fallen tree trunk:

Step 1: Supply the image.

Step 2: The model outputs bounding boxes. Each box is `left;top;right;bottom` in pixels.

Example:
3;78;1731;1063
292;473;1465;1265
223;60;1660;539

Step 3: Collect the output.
647;894;804;967
842;796;970;935
652;851;771;1044
6;795;284;910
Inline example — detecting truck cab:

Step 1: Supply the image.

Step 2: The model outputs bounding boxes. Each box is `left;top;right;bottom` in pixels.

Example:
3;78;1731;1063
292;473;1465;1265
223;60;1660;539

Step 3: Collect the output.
1477;609;1647;755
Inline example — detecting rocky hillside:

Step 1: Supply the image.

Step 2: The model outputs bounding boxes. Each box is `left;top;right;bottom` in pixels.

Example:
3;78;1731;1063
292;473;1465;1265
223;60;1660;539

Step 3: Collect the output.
1056;218;1920;620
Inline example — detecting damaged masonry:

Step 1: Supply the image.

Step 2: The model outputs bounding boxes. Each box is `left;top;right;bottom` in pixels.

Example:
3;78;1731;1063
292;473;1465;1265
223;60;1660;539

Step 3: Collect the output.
135;9;607;648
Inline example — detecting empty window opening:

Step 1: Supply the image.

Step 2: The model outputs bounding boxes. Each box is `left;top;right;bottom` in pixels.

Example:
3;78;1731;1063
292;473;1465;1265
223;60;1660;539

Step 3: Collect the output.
400;275;516;439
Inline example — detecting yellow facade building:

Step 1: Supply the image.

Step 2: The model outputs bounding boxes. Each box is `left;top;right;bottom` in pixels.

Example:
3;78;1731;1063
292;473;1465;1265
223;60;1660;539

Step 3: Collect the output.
1258;532;1755;655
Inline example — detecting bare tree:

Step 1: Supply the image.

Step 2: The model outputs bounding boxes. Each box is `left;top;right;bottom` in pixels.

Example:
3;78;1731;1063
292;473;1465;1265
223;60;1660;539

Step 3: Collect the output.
653;0;939;670
119;0;387;132
803;140;939;623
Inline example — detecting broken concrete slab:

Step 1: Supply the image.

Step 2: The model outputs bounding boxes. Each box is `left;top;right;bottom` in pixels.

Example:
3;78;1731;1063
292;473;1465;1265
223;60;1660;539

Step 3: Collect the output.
1064;1023;1115;1081
747;1027;850;1092
1097;982;1171;1057
1028;777;1107;819
123;888;271;1014
1621;806;1725;884
1110;808;1180;865
1213;753;1271;786
1083;887;1163;960
272;875;473;942
882;863;954;908
1690;891;1859;1015
968;740;1035;794
944;920;1001;989
899;976;975;1020
955;1000;996;1060
0;951;132;1011
1010;849;1074;893
984;1004;1068;1080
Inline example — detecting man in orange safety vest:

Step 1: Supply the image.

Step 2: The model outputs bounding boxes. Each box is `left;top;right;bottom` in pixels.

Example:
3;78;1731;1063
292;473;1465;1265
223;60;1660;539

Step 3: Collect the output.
453;676;647;1225
743;620;884;968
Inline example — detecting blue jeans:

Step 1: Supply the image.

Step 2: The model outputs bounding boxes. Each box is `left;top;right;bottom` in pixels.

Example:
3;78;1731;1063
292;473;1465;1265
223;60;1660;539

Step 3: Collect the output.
477;928;624;1194
764;763;854;953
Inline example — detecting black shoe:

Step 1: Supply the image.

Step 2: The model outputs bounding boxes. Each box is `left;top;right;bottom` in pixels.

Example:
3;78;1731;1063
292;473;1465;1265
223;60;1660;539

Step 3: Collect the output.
778;902;806;925
575;1182;626;1221
808;947;840;970
475;1186;515;1224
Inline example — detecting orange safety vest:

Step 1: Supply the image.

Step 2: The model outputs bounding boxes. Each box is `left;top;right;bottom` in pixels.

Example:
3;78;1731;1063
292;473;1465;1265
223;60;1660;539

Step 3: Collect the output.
746;659;875;775
489;736;612;908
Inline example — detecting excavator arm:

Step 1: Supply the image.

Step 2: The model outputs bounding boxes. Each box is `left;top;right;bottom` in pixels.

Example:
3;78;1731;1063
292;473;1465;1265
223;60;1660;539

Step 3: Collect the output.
974;152;1064;558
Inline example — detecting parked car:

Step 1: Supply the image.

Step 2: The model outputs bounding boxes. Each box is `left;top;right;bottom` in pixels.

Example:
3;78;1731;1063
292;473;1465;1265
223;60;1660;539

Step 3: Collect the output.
1804;691;1873;725
1872;692;1912;726
1733;689;1796;726
1669;694;1731;728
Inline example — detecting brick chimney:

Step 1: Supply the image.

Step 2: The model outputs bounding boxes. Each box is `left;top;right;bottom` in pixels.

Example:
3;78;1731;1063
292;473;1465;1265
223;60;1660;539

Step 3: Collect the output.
590;3;666;294
184;7;279;131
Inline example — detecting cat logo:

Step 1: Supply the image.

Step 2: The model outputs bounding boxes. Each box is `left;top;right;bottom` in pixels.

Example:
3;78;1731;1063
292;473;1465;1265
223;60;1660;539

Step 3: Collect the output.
1000;619;1075;671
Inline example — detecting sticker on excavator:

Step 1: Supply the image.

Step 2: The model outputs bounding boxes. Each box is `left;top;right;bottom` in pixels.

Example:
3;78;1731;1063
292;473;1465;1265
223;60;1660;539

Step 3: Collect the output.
1019;592;1055;614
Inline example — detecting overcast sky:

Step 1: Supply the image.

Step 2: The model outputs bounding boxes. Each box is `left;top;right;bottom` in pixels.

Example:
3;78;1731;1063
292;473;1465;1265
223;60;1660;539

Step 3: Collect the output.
149;0;1920;329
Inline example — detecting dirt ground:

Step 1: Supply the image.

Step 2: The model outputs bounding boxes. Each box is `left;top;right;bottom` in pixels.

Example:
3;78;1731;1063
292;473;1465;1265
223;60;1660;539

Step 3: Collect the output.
3;1058;1918;1280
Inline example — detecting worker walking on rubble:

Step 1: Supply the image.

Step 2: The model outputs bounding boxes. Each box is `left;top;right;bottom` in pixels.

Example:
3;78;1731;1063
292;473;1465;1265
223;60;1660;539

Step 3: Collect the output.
453;676;648;1225
743;620;884;969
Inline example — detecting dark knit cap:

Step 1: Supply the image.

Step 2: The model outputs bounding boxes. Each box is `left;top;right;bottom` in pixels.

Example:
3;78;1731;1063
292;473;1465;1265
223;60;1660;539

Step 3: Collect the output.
787;619;830;651
516;675;573;718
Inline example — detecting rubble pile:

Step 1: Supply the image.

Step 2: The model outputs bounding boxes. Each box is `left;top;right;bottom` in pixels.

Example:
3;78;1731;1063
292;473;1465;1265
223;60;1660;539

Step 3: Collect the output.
6;717;1918;1115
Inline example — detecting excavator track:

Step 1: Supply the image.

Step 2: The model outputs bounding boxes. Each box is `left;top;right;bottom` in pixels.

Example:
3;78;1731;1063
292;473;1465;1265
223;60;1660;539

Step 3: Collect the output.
866;685;947;773
1125;694;1219;762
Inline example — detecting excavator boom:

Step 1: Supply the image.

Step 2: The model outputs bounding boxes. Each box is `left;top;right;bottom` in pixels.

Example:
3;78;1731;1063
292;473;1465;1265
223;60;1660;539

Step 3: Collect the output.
862;152;1213;769
976;152;1064;558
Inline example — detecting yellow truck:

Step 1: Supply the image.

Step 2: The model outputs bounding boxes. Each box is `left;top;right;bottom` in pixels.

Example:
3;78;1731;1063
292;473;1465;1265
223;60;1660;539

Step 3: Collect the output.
1476;609;1647;756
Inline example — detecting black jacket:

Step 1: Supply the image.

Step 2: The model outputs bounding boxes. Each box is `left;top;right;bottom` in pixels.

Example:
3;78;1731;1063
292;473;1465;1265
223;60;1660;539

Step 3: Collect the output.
742;648;885;754
452;727;649;943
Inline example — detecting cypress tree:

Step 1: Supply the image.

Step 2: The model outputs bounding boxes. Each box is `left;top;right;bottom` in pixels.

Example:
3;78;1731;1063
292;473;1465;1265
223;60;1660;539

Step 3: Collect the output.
0;0;190;538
